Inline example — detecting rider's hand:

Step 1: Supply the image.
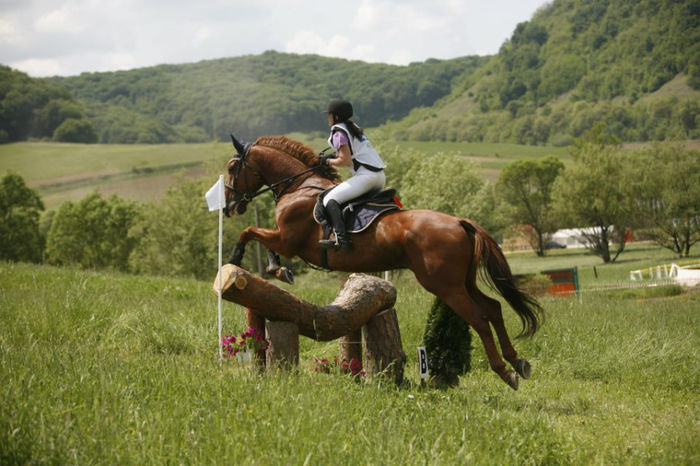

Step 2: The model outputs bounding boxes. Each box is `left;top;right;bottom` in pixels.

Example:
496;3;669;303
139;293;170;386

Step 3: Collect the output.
319;153;336;166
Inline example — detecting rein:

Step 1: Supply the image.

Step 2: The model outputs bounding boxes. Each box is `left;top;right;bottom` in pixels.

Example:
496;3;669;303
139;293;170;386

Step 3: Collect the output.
226;146;332;204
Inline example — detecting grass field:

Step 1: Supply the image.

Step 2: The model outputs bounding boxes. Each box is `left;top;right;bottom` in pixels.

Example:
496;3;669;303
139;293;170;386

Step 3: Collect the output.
1;244;698;464
0;142;230;208
0;139;567;208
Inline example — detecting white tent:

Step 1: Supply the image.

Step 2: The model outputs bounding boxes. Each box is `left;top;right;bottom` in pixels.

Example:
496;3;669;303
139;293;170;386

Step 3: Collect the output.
550;226;612;249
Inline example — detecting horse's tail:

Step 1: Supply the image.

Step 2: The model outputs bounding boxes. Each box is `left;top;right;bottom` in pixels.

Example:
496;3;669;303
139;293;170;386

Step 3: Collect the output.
460;220;542;338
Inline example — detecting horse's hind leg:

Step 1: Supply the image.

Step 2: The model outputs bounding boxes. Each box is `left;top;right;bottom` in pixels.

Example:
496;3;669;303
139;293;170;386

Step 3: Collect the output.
471;289;531;379
439;289;520;390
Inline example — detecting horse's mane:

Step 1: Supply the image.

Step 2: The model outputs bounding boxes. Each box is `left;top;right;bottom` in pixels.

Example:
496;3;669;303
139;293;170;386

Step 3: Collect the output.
254;136;340;181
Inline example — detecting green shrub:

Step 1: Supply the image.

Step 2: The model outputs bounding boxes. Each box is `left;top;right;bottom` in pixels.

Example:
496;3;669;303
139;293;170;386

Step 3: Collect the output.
423;298;472;388
52;118;97;143
516;273;552;296
0;172;44;262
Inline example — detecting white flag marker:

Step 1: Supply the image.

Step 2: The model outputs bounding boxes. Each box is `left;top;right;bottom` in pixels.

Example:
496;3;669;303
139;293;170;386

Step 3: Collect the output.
205;176;226;212
205;175;226;361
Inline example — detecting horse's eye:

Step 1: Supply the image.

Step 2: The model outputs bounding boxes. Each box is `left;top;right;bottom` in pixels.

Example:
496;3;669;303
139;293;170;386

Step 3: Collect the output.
228;165;235;174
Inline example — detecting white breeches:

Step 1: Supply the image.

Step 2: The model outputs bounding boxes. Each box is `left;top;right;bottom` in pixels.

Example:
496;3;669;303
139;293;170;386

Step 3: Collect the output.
323;166;386;207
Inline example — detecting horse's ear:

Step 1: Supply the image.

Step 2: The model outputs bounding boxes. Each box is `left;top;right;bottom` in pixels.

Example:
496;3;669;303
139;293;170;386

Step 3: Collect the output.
231;134;252;156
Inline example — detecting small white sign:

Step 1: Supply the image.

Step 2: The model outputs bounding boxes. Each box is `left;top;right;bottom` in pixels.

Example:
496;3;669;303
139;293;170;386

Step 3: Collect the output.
417;346;429;380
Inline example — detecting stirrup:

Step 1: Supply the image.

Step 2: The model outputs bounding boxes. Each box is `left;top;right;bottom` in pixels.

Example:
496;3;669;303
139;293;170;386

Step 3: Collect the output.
319;236;351;250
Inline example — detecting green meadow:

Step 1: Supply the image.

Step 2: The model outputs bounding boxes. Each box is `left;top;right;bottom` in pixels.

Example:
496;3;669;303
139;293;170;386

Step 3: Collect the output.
0;142;229;208
1;241;698;464
0;140;565;208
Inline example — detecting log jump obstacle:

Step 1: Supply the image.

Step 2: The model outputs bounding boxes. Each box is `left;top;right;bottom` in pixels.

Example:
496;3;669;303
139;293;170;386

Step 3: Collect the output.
213;264;406;384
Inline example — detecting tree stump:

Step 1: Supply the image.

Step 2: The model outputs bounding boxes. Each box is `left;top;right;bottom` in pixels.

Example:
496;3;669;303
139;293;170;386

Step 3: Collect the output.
214;265;405;384
215;265;396;340
338;330;362;368
265;321;299;369
363;308;406;385
245;308;266;368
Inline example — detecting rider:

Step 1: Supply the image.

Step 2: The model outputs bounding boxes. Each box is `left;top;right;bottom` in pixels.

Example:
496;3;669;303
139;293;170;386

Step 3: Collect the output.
319;99;386;249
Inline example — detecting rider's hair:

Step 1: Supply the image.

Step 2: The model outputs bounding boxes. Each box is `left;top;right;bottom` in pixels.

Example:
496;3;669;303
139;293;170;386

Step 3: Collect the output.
343;119;364;140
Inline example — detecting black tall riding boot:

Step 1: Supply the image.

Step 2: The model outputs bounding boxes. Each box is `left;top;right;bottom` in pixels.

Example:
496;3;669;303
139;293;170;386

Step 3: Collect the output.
319;200;352;249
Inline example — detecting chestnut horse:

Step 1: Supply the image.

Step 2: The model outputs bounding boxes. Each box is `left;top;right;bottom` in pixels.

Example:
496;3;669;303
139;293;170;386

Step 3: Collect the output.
224;135;542;390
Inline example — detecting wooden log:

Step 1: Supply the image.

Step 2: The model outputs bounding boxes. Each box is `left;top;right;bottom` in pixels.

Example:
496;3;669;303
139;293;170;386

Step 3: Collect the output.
265;321;299;369
245;308;266;368
363;308;406;385
214;264;396;341
338;330;362;367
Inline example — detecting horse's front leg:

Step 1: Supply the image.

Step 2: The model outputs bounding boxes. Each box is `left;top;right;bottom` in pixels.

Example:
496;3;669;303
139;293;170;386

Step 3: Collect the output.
228;226;294;283
265;250;294;284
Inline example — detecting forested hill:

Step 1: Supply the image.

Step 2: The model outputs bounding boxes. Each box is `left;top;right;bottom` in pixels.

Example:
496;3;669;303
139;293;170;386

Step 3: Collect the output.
2;0;698;145
42;53;486;144
387;0;700;144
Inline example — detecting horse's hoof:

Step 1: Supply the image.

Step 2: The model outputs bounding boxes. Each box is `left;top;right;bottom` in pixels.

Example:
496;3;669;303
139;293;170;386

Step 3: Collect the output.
514;359;531;379
275;267;294;285
505;371;519;390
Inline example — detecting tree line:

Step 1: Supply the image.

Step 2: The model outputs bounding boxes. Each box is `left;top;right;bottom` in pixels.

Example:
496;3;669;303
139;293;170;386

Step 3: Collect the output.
39;52;485;144
390;0;700;144
0;66;97;143
2;1;697;146
2;130;697;278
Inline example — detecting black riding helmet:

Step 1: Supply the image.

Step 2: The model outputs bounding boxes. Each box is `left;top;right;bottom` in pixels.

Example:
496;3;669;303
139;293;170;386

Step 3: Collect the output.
326;99;353;122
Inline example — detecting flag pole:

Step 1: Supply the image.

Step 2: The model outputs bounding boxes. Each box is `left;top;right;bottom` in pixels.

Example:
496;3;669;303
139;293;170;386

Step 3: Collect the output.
217;174;224;362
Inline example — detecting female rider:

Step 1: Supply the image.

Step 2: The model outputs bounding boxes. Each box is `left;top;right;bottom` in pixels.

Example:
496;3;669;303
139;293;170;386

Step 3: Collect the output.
319;99;386;249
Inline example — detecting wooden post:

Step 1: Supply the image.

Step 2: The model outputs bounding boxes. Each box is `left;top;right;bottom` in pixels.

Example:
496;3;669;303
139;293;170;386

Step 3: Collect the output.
214;265;403;382
245;308;266;368
215;265;396;340
363;308;406;385
338;330;362;367
265;321;299;369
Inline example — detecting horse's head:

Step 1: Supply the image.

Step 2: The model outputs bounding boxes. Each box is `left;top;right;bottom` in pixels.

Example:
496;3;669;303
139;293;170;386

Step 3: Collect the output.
224;135;264;216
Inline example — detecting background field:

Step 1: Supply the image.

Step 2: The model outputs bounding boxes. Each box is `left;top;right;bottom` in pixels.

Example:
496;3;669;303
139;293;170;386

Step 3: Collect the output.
1;242;698;464
0;142;229;208
0;140;569;208
3;139;696;207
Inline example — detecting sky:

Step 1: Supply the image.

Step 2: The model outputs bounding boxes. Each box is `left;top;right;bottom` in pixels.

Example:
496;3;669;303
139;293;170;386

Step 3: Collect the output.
0;0;550;77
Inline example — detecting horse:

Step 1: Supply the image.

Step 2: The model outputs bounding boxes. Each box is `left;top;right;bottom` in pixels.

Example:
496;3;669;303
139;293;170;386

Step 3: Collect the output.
224;135;542;390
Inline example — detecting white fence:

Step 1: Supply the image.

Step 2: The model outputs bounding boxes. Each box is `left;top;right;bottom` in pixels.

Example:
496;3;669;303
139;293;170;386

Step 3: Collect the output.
630;263;700;286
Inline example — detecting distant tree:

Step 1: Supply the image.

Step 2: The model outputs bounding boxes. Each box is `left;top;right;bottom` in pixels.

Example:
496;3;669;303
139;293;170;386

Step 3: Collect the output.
52;118;98;143
0;66;88;142
400;153;484;218
0;172;44;262
497;156;565;255
45;193;139;270
551;124;634;263
128;179;247;280
32;98;83;137
631;144;700;257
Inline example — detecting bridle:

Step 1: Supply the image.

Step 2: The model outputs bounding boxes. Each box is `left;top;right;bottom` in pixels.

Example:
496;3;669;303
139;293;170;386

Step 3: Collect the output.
224;144;332;215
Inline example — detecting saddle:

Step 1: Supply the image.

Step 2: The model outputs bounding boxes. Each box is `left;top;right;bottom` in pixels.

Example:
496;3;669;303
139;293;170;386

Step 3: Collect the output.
313;187;401;233
313;188;402;269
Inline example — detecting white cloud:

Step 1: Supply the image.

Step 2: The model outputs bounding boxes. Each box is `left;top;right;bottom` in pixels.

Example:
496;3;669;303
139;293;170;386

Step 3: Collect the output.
193;27;213;47
103;52;136;72
354;0;384;29
0;0;550;76
34;5;84;33
285;30;352;58
9;58;63;76
0;19;22;45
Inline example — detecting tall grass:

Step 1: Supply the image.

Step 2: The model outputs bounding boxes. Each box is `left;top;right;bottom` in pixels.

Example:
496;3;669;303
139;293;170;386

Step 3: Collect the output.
1;260;698;464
